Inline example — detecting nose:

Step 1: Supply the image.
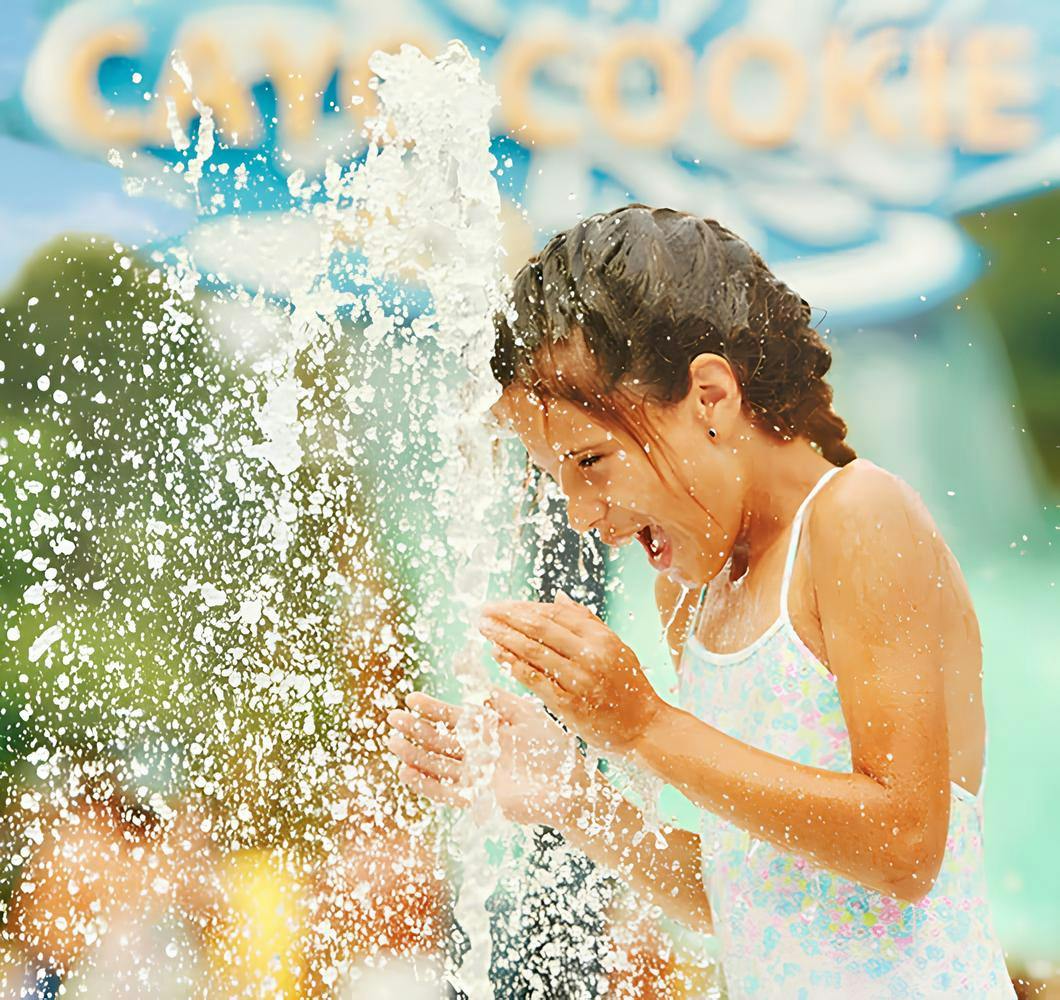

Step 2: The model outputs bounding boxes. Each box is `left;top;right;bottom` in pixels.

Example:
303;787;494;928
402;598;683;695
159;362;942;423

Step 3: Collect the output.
558;463;606;535
565;494;605;535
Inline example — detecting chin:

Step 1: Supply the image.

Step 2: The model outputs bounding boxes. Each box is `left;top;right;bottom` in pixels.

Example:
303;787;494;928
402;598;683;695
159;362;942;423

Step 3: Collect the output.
663;565;699;589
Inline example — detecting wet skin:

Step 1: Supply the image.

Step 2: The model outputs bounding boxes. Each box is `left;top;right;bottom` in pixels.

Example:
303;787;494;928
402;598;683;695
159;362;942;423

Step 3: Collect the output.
388;352;987;919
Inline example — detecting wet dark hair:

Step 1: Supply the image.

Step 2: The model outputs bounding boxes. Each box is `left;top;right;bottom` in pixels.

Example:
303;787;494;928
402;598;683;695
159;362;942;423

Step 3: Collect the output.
491;204;856;467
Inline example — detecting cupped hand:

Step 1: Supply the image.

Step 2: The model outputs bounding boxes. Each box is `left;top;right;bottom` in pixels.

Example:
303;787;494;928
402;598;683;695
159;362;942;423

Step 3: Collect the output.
478;592;664;753
386;688;588;829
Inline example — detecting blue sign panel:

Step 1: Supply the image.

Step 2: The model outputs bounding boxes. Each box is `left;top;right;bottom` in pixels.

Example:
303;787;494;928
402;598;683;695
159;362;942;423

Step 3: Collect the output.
2;0;1057;320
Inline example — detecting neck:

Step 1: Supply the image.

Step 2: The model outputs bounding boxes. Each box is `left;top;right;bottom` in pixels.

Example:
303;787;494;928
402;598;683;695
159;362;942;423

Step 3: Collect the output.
731;435;835;578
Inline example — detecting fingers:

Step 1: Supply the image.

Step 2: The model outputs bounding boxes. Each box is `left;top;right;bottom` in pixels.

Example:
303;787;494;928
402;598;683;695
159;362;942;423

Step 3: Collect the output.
485;687;537;723
484;606;589;662
483;598;601;643
396;764;469;808
387;731;463;783
484;598;590;634
388;709;463;761
501;649;568;712
387;701;469;808
406;691;463;727
487;640;568;704
552;591;604;630
480;619;587;695
507;656;547;695
387;696;467;809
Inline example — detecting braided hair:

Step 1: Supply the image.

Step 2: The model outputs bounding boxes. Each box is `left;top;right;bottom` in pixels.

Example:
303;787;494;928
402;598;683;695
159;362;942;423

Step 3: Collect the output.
491;204;856;467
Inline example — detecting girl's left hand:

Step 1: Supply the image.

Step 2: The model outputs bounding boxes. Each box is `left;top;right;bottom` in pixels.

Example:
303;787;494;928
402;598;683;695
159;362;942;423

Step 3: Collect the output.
478;592;664;753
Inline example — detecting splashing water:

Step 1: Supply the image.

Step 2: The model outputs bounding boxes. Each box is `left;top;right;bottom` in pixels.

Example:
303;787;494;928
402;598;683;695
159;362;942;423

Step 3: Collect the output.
350;42;514;996
0;38;529;996
0;34;712;997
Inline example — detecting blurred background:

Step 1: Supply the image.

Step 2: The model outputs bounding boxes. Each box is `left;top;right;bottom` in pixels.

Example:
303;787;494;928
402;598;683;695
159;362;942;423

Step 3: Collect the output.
0;0;1057;996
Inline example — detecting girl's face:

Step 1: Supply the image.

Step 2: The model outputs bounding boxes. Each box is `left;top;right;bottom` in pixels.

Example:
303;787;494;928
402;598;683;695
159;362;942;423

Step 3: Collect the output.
492;364;745;588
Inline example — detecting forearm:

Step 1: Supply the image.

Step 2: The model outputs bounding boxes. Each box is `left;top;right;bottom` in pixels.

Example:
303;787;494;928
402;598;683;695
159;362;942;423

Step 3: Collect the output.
549;765;712;933
632;704;944;901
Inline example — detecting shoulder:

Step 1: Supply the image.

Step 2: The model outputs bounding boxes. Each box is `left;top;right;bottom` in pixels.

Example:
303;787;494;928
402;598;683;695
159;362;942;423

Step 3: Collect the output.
806;459;950;611
808;459;938;550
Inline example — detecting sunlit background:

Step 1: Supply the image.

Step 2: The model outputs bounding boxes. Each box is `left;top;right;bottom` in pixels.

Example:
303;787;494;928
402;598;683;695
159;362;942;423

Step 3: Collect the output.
1;0;1057;996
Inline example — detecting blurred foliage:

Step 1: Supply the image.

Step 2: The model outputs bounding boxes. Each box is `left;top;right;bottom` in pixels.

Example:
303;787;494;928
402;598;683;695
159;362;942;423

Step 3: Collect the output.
960;189;1059;486
0;236;217;762
0;236;426;884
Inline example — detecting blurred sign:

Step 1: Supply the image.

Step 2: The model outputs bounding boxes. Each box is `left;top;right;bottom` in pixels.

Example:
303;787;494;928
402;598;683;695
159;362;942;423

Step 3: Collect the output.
22;5;1044;155
12;0;1060;318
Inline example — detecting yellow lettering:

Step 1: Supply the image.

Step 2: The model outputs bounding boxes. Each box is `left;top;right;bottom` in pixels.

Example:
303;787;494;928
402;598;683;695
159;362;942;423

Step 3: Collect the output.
496;35;581;147
66;23;153;146
264;36;341;144
587;29;694;148
823;31;903;143
154;29;259;146
913;31;949;145
704;35;808;148
962;29;1037;152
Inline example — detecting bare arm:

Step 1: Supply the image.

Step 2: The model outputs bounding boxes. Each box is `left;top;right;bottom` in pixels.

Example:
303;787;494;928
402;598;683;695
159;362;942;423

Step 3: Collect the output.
557;575;708;930
387;685;712;933
631;467;951;901
552;764;711;934
552;577;709;931
484;465;953;902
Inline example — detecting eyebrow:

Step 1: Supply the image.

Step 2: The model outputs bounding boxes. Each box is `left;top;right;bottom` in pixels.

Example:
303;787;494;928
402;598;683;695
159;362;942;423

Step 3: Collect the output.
563;443;608;459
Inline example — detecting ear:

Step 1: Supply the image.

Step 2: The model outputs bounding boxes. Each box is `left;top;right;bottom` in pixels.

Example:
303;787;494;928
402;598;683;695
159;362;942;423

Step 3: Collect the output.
685;353;741;432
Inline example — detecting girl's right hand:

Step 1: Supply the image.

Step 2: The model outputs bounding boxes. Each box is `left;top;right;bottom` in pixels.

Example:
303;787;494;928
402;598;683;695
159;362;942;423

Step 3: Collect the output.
386;688;588;830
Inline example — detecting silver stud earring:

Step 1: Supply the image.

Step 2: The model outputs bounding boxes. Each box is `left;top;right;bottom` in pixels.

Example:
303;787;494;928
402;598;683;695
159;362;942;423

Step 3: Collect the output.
708;427;717;439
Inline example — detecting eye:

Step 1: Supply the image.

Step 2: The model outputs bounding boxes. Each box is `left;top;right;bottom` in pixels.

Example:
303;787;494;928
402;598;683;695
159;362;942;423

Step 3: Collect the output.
578;454;602;469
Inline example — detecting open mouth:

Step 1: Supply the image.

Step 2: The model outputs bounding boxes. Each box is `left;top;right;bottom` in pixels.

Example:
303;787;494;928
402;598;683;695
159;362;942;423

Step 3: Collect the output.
636;523;672;571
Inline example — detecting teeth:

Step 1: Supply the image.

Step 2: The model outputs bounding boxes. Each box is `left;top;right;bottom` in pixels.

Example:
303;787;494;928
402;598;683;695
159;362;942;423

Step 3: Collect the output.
647;525;661;556
636;524;665;561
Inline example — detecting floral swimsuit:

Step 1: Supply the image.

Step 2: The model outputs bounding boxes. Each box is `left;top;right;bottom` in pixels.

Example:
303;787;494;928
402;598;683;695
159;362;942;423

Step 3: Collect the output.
678;466;1014;999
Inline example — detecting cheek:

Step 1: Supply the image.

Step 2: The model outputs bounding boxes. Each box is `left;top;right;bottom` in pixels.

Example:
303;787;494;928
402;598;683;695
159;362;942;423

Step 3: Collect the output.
629;451;692;507
606;452;663;505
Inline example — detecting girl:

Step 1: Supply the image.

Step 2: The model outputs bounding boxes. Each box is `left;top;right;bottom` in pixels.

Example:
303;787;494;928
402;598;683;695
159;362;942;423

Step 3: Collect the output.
386;205;1014;998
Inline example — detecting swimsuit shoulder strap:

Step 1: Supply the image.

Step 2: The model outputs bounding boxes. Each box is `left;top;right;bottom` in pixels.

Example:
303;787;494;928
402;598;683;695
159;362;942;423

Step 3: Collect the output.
778;465;845;620
689;465;846;638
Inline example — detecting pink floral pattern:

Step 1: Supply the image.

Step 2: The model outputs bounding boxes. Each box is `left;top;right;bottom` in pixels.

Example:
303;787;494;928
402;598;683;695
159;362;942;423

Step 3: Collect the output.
679;625;1015;998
